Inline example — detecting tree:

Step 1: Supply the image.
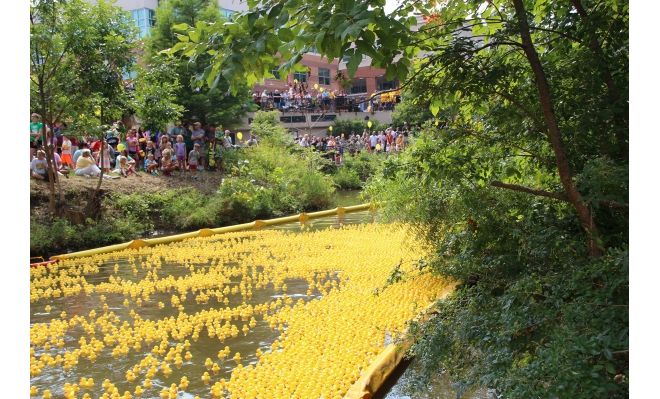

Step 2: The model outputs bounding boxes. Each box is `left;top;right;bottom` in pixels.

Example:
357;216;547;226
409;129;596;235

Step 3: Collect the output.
132;64;185;132
146;0;255;128
172;0;627;255
172;0;628;397
30;0;137;213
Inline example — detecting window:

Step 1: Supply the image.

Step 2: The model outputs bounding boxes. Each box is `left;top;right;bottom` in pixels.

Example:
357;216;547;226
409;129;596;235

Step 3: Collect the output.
318;68;331;85
280;116;307;123
293;71;308;83
311;114;337;122
376;76;399;91
220;8;235;20
350;78;367;94
131;8;155;39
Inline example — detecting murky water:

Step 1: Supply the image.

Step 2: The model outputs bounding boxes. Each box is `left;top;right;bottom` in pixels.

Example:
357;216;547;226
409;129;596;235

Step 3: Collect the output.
30;253;331;398
31;191;473;398
381;359;490;399
30;193;369;398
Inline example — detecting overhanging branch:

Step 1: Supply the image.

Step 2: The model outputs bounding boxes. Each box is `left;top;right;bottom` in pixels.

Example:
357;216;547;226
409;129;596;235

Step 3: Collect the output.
490;181;629;210
490;181;567;201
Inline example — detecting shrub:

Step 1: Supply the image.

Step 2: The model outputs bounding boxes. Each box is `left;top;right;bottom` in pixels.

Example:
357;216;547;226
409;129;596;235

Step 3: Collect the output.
333;167;362;190
342;152;383;182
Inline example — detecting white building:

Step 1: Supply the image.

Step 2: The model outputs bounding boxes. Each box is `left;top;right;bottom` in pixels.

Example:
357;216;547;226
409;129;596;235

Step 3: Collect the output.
93;0;247;38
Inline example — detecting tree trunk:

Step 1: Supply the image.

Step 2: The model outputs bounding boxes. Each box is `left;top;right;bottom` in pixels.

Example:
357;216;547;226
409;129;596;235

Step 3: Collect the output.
39;80;57;215
47;103;65;206
570;0;628;160
512;0;603;257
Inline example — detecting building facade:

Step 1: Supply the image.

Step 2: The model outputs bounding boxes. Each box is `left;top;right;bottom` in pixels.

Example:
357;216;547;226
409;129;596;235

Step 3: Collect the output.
108;0;400;99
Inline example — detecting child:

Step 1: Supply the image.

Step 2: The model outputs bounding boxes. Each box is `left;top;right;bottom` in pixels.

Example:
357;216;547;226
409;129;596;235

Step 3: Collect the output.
188;143;201;175
30;150;49;181
145;140;157;160
160;152;175;176
174;134;187;172
61;136;74;168
114;151;136;177
145;153;158;175
126;129;139;165
98;142;112;173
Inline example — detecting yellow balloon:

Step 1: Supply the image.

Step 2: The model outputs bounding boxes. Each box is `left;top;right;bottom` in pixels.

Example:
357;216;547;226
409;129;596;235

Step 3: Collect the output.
328;126;333;131
367;121;373;128
375;143;381;151
320;87;324;92
237;132;243;140
117;143;126;151
314;83;319;90
294;79;298;84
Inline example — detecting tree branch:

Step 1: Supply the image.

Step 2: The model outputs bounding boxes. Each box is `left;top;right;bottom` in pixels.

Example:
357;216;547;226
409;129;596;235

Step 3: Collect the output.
491;181;568;201
491;180;628;209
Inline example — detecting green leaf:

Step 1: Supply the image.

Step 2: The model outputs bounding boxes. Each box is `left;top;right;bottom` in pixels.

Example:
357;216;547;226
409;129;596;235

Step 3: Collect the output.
346;52;362;78
188;30;200;43
278;27;294;42
605;363;616;374
430;100;441;117
172;23;189;32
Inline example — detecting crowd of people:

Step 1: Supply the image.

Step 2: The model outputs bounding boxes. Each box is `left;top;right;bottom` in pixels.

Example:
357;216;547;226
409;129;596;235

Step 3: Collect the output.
29;111;412;183
253;81;399;114
29;113;256;182
294;126;411;165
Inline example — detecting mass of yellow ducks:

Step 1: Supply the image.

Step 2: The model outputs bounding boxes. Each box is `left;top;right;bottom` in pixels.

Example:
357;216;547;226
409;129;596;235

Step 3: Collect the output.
30;223;455;398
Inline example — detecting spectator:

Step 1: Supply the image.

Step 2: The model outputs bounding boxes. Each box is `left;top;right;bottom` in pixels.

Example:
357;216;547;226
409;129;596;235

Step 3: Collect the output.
30;113;47;160
222;130;233;148
75;149;103;177
145;153;159;175
191;122;206;170
73;142;89;166
61;136;74;168
30;150;49;181
188;143;201;176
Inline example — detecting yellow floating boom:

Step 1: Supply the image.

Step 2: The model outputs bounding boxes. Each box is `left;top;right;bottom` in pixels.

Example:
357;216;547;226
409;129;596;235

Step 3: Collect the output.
50;203;374;261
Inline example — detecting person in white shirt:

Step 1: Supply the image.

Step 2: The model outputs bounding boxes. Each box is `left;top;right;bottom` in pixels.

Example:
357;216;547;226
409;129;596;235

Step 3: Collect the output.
369;133;378;150
30;150;49;180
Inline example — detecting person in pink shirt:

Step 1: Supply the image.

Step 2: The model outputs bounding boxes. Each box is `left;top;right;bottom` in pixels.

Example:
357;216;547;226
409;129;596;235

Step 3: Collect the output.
126;129;139;169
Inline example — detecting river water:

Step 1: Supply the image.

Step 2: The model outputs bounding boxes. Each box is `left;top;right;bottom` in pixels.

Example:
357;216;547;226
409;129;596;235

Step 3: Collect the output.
30;190;483;398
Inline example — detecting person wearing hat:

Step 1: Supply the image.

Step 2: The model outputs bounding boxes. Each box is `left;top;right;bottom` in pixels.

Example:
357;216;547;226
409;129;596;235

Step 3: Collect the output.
190;122;206;170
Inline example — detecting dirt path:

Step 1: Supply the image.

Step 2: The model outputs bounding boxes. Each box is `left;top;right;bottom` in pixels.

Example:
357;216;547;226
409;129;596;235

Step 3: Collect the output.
30;170;226;198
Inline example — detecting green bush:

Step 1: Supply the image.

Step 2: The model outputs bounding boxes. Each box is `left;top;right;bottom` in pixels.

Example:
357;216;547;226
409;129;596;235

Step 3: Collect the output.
333;167;362;190
30;215;148;257
294;172;335;210
342;152;383;182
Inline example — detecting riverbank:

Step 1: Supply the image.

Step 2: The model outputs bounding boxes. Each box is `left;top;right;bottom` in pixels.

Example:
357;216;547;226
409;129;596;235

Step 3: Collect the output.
30;174;363;258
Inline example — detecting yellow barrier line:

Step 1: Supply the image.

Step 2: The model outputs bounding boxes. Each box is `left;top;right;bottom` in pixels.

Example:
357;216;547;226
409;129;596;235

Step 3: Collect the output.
50;203;375;261
342;299;449;399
